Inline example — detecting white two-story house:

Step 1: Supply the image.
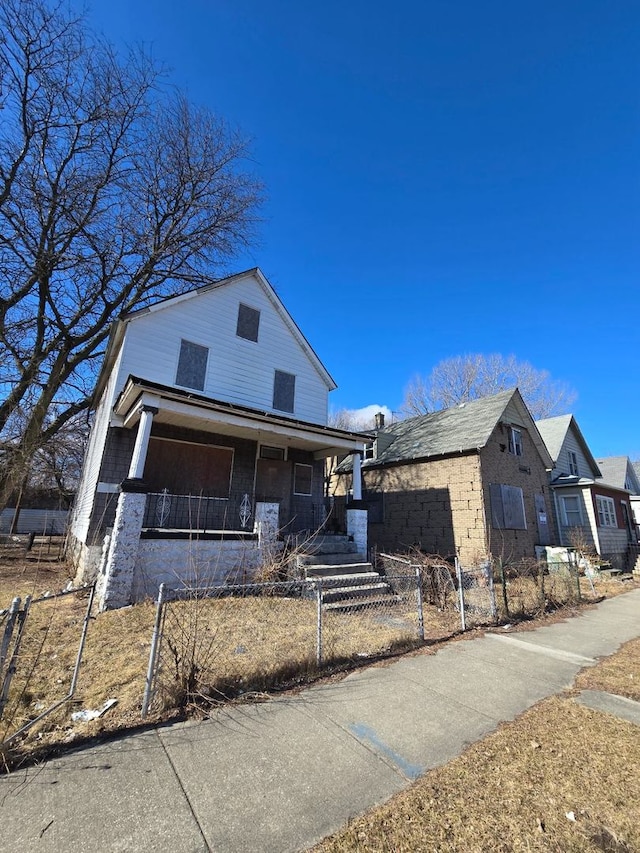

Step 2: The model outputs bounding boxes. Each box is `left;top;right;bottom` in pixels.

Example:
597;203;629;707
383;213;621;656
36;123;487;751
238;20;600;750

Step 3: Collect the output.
69;269;367;608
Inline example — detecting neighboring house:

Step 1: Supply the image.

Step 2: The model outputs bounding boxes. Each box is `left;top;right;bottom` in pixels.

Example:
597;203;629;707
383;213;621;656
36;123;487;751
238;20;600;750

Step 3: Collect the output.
596;455;640;539
536;416;638;569
331;389;555;565
69;269;367;609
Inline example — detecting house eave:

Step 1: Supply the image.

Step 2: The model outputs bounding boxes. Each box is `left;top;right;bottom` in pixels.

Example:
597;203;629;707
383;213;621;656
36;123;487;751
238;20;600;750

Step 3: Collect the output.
113;376;367;458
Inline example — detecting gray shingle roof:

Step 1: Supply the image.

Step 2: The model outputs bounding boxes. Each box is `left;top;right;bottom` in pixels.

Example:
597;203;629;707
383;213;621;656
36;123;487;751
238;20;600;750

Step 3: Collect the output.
596;456;640;494
535;415;573;462
336;389;549;471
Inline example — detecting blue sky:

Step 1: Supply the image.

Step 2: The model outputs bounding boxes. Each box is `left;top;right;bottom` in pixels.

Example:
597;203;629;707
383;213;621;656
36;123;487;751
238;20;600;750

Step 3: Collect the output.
86;1;639;457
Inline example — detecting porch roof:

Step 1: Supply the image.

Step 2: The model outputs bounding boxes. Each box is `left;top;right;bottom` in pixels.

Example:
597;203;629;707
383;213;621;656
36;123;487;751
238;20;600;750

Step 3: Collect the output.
112;376;368;459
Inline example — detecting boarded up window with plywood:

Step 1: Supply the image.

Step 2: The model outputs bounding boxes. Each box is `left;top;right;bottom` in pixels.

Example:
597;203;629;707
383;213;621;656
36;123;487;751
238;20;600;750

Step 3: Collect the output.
236;303;260;342
293;463;313;496
175;339;208;391
144;438;233;497
273;370;295;413
490;484;527;530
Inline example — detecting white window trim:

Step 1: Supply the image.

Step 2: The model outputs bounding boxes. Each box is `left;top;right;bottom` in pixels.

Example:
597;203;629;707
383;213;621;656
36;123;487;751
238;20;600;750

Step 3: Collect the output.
560;494;583;527
508;427;523;457
568;451;579;476
259;444;287;461
596;495;617;528
293;463;313;496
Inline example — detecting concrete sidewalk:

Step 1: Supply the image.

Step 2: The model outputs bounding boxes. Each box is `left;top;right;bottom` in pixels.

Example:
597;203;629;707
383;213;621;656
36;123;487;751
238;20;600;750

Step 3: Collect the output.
1;590;639;853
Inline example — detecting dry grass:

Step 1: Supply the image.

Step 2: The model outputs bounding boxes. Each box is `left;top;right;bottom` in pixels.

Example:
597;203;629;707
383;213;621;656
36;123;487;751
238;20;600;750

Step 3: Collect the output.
1;549;637;774
575;636;640;703
315;639;640;853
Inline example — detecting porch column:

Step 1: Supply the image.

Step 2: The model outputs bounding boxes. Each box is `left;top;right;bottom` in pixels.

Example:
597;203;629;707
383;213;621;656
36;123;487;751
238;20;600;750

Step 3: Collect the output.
352;450;363;501
96;481;148;610
127;405;158;480
347;450;367;556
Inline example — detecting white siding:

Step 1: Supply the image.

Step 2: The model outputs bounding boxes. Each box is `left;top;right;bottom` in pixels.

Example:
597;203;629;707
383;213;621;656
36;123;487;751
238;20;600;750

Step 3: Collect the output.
556;428;598;478
69;348;123;543
116;274;330;424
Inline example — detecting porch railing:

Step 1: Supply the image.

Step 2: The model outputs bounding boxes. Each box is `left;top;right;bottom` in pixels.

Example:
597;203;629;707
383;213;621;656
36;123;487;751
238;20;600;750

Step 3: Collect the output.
142;491;254;533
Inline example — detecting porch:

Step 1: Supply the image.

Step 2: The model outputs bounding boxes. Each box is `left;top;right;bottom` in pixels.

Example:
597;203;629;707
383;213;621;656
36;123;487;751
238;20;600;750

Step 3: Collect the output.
95;377;369;608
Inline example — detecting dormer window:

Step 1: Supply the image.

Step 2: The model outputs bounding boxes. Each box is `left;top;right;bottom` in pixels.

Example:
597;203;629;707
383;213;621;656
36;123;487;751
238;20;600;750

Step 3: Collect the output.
364;441;374;460
508;427;523;457
236;303;260;342
568;451;579;476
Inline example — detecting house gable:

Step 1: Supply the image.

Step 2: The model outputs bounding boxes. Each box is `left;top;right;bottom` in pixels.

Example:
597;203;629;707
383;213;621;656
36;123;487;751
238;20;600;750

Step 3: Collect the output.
536;415;601;480
104;269;333;426
596;456;640;494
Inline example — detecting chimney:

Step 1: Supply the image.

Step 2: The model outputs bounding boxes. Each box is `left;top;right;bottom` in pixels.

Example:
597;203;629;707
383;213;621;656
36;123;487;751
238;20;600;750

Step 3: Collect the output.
374;411;385;430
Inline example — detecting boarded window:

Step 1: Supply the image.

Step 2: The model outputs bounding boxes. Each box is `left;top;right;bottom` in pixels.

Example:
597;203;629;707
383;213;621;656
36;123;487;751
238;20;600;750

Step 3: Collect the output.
490;484;526;530
293;463;313;496
273;370;295;413
175;339;208;391
144;438;233;497
236;303;260;342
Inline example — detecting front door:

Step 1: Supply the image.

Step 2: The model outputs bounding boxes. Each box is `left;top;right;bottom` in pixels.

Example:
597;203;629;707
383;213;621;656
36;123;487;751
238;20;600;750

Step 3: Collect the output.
535;493;551;545
255;459;292;530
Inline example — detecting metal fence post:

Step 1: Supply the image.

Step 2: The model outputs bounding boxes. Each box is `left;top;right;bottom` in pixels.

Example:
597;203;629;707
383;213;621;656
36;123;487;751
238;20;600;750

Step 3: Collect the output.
414;565;425;641
315;580;323;666
0;596;31;720
142;583;166;719
455;558;466;632
484;561;498;623
0;597;21;678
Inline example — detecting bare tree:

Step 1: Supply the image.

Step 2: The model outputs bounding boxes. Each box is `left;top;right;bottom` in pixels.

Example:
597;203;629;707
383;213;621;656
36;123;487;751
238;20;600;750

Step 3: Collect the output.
402;354;576;419
0;0;263;508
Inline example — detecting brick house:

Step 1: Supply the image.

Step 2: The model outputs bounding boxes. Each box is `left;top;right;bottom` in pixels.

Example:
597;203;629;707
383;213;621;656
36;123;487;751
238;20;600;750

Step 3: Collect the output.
69;269;368;608
331;389;555;565
536;417;638;569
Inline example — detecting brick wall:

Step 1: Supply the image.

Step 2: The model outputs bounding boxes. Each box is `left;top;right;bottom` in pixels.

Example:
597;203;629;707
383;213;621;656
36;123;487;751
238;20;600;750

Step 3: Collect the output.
357;453;487;563
331;425;556;564
479;424;556;561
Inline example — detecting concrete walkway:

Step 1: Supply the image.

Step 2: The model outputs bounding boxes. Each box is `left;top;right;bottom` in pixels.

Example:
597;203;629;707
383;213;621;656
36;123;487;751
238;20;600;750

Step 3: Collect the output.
1;589;639;853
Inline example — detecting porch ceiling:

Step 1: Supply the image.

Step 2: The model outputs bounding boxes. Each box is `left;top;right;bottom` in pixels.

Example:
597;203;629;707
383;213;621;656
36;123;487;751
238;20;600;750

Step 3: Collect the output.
112;376;367;459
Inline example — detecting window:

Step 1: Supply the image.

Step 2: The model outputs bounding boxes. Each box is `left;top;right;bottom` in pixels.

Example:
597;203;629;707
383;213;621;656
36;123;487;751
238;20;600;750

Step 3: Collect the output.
364;441;374;460
596;495;617;528
259;445;286;461
236;303;260;342
144;438;232;497
490;484;527;529
175;339;208;391
293;463;313;496
508;427;523;457
560;495;583;527
273;370;295;413
568;451;579;476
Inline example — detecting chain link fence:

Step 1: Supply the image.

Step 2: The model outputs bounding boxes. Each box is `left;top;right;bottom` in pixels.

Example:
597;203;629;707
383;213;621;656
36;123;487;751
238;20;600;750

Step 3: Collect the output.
142;574;425;717
495;558;582;621
0;584;95;746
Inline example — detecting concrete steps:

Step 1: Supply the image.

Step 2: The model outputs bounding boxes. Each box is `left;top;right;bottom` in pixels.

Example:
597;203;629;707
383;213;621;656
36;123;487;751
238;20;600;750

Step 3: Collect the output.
295;534;398;611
